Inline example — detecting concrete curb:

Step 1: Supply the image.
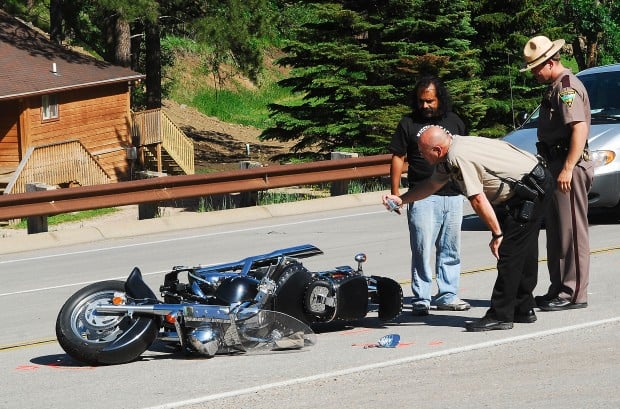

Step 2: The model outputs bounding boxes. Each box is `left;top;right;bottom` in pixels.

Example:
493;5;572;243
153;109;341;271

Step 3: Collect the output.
0;191;388;255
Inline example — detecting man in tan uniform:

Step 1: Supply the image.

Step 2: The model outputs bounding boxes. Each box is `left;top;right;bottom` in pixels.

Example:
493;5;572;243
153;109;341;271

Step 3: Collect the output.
520;36;594;311
383;125;554;331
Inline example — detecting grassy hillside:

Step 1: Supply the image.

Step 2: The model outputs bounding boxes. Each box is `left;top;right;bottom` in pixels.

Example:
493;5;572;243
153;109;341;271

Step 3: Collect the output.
163;39;296;130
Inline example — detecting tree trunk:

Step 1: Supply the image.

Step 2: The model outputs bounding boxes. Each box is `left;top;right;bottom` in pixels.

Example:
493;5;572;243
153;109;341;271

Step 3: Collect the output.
115;17;131;67
145;20;162;109
130;21;143;72
571;37;586;72
49;0;63;45
103;15;116;62
586;41;598;69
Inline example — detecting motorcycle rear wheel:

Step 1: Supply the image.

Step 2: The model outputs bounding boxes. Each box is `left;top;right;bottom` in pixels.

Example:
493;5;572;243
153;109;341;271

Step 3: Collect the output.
55;280;158;365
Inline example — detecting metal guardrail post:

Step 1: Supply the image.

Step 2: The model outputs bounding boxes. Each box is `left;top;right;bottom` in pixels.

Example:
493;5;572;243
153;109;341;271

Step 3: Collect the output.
239;161;262;207
330;152;359;196
25;183;57;234
136;171;167;220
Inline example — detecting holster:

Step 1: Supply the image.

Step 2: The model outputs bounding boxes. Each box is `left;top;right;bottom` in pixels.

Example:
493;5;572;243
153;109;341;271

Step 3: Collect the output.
505;163;550;223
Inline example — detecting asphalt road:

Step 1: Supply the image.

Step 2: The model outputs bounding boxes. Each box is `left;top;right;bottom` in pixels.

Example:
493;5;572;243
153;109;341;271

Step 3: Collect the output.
1;193;618;409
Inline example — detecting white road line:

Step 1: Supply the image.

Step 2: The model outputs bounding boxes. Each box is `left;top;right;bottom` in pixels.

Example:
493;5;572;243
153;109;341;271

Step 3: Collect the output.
0;270;167;297
142;316;620;409
0;210;380;265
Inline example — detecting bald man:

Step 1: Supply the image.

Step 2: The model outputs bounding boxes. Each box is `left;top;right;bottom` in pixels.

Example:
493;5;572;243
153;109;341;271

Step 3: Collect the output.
383;125;554;331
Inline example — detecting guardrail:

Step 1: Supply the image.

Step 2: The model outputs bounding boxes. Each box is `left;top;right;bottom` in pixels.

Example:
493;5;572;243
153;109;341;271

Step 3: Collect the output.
0;154;394;221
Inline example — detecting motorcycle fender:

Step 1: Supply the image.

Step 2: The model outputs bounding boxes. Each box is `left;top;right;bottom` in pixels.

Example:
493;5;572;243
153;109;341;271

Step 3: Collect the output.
372;276;403;321
98;317;160;365
125;267;158;300
335;276;368;321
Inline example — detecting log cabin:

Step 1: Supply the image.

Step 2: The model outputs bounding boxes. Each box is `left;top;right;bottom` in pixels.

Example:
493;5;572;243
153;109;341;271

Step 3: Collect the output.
0;9;193;195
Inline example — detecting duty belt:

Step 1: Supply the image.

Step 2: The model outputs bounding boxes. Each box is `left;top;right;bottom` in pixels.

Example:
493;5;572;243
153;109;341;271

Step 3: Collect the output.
536;141;590;162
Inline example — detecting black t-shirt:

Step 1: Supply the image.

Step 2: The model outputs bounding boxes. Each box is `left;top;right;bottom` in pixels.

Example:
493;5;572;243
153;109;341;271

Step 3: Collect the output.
388;112;466;196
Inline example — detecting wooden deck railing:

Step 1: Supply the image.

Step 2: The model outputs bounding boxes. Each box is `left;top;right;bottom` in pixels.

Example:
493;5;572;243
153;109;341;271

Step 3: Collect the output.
4;140;111;194
132;109;195;175
160;110;195;175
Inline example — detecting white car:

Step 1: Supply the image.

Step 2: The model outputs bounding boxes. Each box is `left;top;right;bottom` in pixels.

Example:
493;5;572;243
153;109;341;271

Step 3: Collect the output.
503;63;620;215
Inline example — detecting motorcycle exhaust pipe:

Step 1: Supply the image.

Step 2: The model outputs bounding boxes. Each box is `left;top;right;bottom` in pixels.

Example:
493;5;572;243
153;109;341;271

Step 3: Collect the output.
95;304;246;322
95;304;180;316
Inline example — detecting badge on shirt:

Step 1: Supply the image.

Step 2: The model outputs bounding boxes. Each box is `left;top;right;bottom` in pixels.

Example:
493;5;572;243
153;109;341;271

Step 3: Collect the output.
559;89;576;108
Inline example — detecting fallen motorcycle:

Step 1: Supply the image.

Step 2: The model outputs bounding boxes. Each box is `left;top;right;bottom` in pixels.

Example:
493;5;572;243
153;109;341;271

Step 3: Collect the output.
56;244;403;365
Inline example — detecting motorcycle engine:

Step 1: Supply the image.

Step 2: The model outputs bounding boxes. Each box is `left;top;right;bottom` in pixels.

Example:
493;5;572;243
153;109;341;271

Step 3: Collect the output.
187;324;221;357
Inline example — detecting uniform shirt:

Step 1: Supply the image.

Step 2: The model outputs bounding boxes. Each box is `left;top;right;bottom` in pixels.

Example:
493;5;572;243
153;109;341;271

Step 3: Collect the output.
538;69;591;146
388;111;466;195
430;135;539;205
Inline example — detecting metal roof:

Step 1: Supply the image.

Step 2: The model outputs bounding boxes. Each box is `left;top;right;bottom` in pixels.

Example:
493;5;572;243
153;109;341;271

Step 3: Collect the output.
0;9;144;102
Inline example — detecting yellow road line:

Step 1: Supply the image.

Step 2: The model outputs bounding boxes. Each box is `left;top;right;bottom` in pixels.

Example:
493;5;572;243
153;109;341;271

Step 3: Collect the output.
397;244;620;285
0;338;57;352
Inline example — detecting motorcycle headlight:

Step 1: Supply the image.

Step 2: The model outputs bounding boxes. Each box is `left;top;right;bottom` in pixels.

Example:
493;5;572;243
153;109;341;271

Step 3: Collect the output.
590;150;616;168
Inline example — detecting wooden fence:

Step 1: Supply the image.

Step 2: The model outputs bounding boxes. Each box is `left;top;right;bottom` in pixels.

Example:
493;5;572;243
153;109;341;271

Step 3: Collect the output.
4;140;111;194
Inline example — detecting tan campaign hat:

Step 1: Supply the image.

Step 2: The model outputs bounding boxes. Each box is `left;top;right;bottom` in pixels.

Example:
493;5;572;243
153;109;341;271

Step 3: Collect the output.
520;35;565;72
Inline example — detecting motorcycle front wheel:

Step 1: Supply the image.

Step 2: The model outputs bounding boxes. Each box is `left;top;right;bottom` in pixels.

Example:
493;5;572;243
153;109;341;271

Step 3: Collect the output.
55;280;158;365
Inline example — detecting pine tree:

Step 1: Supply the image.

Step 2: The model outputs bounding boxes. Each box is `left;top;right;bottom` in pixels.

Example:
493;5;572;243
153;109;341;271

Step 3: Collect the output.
380;0;485;131
469;0;564;137
260;0;485;159
261;2;394;157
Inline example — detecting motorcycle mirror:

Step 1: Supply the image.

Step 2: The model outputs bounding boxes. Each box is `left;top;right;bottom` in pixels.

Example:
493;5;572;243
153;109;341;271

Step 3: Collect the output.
354;253;366;272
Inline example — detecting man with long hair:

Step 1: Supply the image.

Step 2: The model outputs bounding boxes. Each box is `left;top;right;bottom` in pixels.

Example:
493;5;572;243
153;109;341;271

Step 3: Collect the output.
388;76;469;316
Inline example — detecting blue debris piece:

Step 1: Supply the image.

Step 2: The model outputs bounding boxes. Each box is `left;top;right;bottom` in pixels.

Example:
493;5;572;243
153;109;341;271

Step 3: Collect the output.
377;333;400;348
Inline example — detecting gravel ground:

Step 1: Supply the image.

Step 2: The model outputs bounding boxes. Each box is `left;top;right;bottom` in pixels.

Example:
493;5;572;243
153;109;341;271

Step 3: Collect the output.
162;99;297;172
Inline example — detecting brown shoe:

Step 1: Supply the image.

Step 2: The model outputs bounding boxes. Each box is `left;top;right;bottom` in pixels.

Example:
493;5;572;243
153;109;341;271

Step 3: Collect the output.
538;297;588;311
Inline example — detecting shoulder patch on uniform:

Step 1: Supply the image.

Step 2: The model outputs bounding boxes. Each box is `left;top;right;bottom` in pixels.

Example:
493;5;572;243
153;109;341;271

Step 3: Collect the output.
559;89;576;108
561;75;571;88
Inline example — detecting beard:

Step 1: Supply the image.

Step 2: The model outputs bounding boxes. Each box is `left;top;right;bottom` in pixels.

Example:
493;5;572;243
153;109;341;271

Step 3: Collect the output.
421;107;439;118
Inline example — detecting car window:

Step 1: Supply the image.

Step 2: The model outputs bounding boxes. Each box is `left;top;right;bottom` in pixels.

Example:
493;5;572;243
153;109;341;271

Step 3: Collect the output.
520;107;540;129
580;70;620;121
520;68;620;129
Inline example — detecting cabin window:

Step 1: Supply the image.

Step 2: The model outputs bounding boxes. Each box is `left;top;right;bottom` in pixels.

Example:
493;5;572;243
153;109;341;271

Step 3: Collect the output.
42;94;59;120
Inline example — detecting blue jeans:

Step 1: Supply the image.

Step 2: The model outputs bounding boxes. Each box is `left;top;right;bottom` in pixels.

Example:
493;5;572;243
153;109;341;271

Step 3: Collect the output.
407;195;463;307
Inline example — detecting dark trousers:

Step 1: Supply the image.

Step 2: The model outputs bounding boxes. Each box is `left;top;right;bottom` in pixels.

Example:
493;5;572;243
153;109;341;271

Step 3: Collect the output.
487;169;554;322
